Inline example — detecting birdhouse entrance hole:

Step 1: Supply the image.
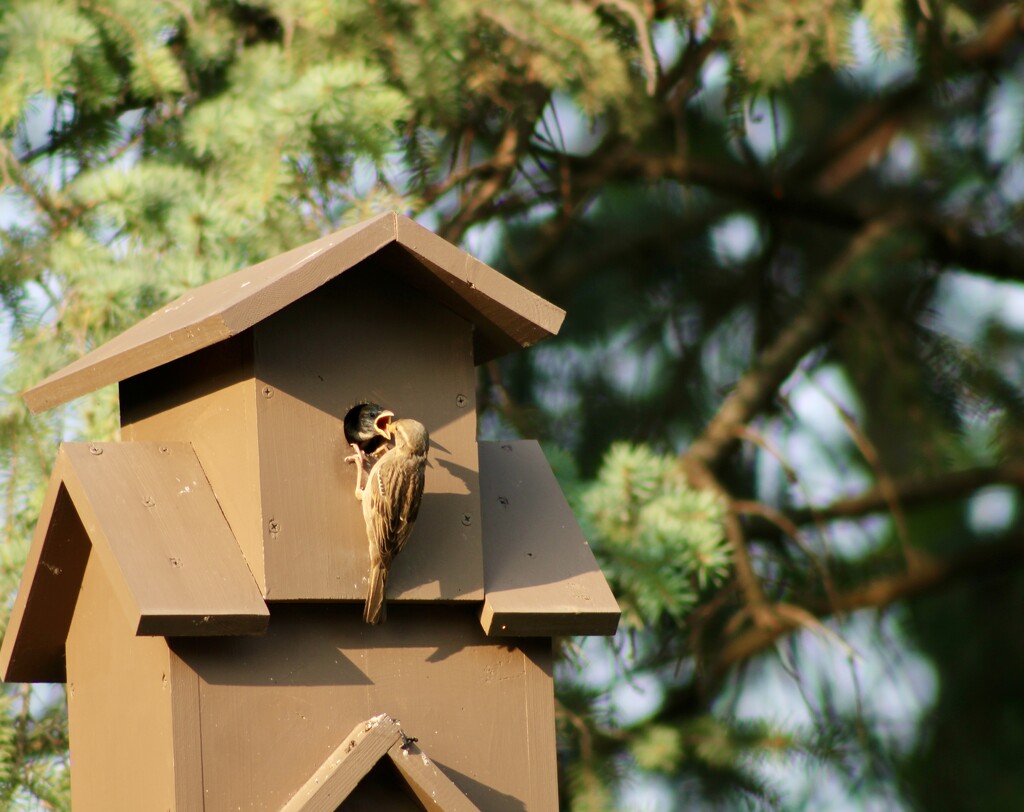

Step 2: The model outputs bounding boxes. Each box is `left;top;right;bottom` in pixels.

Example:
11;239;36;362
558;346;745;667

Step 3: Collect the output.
343;401;394;452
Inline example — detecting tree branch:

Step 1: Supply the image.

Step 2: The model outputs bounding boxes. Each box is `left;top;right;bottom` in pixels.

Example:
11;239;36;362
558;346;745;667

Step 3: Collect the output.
741;462;1024;541
682;219;897;472
711;531;1024;679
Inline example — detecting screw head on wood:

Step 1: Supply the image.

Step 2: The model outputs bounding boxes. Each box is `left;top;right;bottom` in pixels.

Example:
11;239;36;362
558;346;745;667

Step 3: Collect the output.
268;519;280;534
455;394;468;408
461;513;472;526
262;385;274;398
88;445;103;455
498;496;509;507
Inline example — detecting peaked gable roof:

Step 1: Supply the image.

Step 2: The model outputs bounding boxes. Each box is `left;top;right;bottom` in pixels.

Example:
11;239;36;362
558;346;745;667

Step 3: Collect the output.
0;442;268;683
24;211;565;413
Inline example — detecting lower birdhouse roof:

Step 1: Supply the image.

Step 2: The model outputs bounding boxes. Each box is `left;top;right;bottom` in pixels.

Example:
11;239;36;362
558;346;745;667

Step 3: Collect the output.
0;442;269;683
23;211;565;414
478;441;620;637
0;440;619;683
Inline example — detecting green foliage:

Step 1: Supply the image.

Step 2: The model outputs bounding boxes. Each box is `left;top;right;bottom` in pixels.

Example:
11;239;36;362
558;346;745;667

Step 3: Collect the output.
580;443;730;628
0;0;1021;807
721;0;854;87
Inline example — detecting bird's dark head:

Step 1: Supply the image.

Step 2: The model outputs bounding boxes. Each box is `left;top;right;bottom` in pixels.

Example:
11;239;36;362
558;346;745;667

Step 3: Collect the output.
344;402;394;446
390;419;429;456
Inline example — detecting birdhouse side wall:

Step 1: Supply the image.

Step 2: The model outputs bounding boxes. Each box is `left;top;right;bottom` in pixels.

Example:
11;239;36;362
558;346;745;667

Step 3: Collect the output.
172;604;557;811
252;266;483;601
120;335;267;590
65;553;200;810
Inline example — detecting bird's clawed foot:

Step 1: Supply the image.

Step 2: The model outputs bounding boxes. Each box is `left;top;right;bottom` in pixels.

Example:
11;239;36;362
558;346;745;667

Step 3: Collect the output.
345;442;367;494
344;442;365;467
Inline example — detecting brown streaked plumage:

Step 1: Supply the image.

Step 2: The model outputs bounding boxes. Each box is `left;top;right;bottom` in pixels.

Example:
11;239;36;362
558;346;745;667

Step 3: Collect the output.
347;418;428;625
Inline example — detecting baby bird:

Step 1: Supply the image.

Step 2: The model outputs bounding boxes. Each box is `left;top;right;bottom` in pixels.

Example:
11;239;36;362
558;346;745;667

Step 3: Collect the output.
347;418;429;625
344;402;394;458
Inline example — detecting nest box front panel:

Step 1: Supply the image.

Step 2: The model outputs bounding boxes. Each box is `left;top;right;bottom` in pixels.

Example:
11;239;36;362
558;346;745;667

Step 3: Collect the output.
253;265;483;601
175;605;557;811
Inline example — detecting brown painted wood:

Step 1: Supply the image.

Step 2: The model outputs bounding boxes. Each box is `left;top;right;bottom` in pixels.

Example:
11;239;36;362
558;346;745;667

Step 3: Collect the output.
0;478;91;682
121;270;485;602
65;554;178;810
169;648;205;810
394;216;564;357
58;441;268;635
280;714;401;812
254;269;483;601
522;639;559;811
478;441;621;637
182;604;557;811
2;438;272;682
121;336;268;591
23;212;564;414
387;739;483;812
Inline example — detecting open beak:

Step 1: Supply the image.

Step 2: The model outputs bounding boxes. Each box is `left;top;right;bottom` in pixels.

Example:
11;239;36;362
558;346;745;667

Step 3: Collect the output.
374;410;395;439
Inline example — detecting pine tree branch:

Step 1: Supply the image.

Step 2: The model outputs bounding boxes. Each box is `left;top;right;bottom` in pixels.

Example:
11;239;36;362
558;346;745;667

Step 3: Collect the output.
711;530;1024;679
682;220;897;472
797;4;1023;192
740;462;1024;542
0;142;60;226
683;459;769;616
548;138;1024;285
438;85;551;245
517;5;1024;285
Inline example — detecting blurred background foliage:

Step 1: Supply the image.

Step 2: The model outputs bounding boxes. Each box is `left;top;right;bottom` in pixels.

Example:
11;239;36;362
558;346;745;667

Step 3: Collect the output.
0;0;1023;808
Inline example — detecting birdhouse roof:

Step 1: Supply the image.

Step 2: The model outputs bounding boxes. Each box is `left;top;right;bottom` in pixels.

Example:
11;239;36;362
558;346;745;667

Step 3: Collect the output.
23;211;566;413
478;441;620;637
0;442;269;683
0;438;619;683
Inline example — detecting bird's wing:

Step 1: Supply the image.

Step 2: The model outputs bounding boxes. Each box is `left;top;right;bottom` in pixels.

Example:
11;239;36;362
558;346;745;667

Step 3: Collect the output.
366;454;424;562
393;459;425;555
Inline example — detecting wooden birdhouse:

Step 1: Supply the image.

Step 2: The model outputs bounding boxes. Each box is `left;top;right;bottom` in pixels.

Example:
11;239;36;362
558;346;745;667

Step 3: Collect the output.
0;212;620;810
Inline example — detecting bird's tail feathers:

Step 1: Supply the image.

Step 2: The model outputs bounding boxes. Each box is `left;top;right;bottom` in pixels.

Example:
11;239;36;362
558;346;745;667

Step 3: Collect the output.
363;564;387;625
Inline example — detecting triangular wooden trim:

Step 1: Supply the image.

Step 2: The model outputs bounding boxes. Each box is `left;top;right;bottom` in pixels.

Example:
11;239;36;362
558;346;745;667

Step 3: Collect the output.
280;713;481;812
0;442;269;683
23;212;565;413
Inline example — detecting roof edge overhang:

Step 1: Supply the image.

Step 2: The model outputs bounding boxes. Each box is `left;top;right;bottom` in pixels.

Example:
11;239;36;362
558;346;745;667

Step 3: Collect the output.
477;440;620;638
0;442;268;683
23;212;565;414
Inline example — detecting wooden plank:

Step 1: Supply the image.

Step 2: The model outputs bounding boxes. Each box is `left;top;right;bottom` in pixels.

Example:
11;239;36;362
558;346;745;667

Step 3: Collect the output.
59;441;269;635
280;714;402;812
66;554;177;810
187;605;557;811
395;216;565;358
24;212;563;414
121;335;268;592
387;739;482;811
0;474;91;683
521;639;559;810
168;645;205;810
254;269;483;601
478;441;621;637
